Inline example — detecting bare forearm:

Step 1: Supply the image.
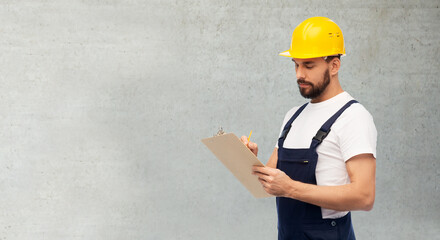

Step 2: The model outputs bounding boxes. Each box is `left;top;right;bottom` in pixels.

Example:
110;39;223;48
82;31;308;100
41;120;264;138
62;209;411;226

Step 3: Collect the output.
286;180;374;211
266;148;278;168
255;151;376;212
281;154;376;211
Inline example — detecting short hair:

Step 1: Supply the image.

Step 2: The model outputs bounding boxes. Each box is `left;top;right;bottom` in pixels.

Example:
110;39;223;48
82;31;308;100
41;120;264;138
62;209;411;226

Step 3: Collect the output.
324;55;341;63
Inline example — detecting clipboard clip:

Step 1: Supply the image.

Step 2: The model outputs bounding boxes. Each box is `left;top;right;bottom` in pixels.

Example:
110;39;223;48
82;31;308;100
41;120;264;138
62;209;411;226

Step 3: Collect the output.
214;126;225;136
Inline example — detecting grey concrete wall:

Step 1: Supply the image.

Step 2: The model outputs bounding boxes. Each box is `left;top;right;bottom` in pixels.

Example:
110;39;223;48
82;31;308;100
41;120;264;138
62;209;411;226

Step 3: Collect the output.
0;0;438;239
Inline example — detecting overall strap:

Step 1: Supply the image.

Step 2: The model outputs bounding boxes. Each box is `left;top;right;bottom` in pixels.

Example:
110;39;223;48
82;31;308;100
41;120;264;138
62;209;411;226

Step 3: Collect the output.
278;102;308;148
310;100;359;149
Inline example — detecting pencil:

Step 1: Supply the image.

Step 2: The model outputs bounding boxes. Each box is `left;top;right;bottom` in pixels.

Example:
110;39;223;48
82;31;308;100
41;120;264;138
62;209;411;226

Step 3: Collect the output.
247;130;253;143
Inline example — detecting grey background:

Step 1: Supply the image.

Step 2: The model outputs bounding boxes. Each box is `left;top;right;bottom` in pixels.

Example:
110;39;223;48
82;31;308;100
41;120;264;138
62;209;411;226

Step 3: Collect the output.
0;0;439;239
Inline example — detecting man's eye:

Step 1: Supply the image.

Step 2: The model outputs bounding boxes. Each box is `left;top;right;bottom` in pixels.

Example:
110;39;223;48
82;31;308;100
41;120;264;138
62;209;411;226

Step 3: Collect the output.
305;65;313;69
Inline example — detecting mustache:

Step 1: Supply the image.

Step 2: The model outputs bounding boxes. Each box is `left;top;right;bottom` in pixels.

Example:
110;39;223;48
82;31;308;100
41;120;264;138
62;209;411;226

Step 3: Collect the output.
297;79;313;85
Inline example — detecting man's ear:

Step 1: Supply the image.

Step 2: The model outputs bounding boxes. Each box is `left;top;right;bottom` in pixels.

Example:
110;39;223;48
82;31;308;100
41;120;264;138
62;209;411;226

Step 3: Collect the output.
329;58;341;76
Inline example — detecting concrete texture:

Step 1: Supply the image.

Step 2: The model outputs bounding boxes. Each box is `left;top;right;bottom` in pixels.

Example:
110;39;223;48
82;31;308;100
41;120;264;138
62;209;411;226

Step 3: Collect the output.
0;0;438;239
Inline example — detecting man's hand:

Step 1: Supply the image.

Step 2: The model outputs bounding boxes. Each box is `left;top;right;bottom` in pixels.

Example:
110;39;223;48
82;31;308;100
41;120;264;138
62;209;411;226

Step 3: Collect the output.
252;166;295;197
240;136;258;156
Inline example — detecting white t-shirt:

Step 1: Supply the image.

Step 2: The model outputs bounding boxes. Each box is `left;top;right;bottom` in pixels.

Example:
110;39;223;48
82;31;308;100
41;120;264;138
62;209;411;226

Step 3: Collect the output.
276;92;377;219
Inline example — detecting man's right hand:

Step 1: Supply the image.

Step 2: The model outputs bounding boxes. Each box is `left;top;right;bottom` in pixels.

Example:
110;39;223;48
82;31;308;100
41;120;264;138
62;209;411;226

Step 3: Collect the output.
240;136;258;157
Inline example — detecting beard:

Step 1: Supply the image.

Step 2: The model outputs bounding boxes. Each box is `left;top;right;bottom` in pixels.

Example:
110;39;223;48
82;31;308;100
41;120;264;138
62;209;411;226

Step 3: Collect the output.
297;69;331;99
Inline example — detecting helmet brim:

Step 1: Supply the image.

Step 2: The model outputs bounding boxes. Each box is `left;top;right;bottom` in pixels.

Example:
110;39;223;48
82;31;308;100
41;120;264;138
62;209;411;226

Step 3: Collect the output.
279;50;292;57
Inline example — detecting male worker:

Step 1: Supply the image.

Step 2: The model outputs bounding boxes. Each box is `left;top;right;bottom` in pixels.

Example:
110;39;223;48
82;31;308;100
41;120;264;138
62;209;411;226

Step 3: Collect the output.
241;17;377;239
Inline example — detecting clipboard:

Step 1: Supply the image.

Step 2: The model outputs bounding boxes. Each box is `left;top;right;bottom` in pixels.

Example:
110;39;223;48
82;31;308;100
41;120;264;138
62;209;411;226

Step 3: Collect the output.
201;133;272;198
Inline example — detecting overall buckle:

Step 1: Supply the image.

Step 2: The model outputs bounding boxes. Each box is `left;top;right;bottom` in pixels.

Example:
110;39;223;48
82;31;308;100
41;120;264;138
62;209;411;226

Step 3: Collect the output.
280;127;290;139
313;129;330;144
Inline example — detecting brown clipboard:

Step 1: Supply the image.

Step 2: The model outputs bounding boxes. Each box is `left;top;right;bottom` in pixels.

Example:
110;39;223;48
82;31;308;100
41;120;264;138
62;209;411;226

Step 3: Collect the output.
201;133;272;198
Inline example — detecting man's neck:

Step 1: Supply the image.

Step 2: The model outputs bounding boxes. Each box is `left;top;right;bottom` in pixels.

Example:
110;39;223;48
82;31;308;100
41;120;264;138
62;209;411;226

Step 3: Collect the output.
311;78;344;103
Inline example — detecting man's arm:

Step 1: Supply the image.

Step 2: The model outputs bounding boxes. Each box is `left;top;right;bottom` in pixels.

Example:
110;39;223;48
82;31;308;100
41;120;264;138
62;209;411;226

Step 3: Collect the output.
239;136;278;168
266;148;278;168
253;153;376;211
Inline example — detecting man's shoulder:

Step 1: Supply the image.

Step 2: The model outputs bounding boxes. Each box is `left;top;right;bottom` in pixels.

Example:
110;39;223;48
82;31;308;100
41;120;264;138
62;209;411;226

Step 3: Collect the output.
334;92;374;122
333;101;376;136
343;102;374;121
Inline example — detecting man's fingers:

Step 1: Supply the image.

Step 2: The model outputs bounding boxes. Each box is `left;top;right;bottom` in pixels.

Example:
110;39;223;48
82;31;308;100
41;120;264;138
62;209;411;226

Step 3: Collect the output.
253;171;268;179
258;178;268;187
253;166;276;175
252;167;267;176
254;172;269;182
258;179;273;193
249;142;257;150
254;171;275;184
240;135;258;156
240;136;249;145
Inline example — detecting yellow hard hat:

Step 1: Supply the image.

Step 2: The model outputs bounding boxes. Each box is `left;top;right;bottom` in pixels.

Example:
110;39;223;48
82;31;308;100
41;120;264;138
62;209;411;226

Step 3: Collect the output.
279;16;345;59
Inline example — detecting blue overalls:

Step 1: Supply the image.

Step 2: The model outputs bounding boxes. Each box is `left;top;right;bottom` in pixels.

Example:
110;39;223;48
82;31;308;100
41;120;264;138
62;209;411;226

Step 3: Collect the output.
276;100;358;240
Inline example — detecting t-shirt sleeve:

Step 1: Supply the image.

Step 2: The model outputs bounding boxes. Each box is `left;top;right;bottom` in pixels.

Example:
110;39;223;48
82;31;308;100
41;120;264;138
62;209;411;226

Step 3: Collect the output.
335;105;378;162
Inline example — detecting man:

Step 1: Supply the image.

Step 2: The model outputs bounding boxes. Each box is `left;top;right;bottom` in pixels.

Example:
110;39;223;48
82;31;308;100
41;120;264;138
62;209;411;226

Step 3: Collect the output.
241;17;377;239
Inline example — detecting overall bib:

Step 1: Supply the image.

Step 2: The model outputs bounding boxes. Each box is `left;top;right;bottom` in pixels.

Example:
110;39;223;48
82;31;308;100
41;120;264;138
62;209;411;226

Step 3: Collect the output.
276;100;358;240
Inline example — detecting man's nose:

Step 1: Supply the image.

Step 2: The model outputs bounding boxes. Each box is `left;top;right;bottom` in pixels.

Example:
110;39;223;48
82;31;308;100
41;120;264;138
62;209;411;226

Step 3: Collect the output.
296;65;305;80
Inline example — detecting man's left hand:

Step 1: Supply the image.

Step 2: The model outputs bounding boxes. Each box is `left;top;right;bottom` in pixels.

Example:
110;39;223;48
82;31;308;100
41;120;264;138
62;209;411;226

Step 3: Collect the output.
252;166;295;197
